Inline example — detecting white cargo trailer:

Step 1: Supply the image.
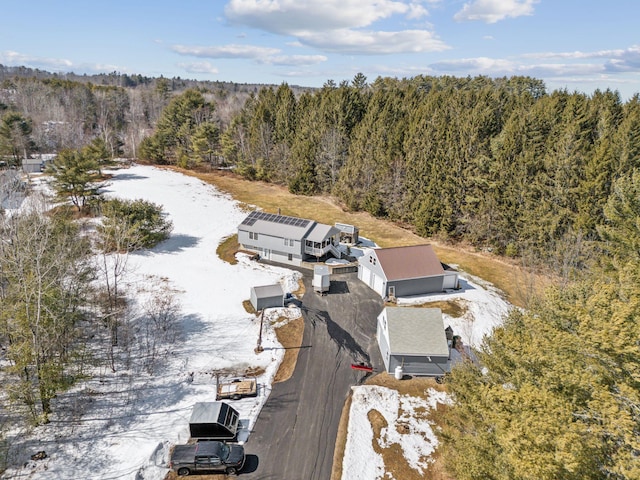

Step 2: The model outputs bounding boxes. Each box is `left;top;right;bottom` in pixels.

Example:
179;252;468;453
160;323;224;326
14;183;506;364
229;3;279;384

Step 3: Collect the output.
313;265;330;295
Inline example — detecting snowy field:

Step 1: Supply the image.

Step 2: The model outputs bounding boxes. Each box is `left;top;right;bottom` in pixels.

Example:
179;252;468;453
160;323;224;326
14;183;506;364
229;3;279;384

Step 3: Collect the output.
3;164;512;479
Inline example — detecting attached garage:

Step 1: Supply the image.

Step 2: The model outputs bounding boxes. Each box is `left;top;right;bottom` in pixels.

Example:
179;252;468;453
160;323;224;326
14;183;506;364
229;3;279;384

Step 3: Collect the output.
377;307;451;377
250;284;284;311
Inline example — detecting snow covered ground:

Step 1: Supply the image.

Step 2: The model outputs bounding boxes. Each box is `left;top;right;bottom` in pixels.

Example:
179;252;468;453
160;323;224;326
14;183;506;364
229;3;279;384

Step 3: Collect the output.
2;164;512;480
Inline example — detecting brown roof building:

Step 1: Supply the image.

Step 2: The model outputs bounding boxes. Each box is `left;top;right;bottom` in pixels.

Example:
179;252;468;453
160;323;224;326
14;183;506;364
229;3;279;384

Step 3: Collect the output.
358;245;458;299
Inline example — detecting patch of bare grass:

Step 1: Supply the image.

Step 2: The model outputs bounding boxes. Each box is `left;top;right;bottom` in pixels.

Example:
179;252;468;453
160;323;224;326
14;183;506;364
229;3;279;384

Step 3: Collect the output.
331;394;352;480
408;299;468;318
272;316;304;383
242;299;255;314
217;234;240;265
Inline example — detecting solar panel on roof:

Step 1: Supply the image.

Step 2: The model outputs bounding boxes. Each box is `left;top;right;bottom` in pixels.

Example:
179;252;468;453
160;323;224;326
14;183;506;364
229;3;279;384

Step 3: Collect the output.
241;210;311;229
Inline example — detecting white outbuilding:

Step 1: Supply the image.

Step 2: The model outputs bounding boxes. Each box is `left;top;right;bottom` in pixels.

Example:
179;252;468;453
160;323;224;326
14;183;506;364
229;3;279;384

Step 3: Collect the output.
376;306;451;377
250;284;284;311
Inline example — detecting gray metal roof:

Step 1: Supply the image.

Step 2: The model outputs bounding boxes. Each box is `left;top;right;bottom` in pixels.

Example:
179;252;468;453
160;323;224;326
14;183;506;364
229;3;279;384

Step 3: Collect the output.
252;284;284;298
384;307;449;356
305;223;341;243
239;211;315;240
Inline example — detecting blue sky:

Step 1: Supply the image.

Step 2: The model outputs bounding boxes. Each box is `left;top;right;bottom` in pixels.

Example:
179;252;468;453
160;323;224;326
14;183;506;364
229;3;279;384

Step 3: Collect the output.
2;0;639;99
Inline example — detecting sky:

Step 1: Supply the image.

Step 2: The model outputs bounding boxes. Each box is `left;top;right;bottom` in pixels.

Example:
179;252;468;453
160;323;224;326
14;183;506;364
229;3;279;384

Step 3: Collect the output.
3;164;511;478
1;1;639;98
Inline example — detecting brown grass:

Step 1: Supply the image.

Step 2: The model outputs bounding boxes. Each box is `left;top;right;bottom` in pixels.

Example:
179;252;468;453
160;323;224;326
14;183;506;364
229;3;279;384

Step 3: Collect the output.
272;316;304;383
242;300;255;314
389;299;468;318
217;234;240;265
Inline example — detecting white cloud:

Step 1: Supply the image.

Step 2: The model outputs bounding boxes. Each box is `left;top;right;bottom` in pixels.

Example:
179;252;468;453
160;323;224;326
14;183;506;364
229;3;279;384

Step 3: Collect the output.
224;0;421;34
0;50;124;75
0;50;73;70
430;56;516;73
521;45;640;73
223;0;444;55
178;61;219;74
172;43;326;67
261;54;328;66
428;56;607;79
454;0;538;24
171;44;280;59
299;29;448;55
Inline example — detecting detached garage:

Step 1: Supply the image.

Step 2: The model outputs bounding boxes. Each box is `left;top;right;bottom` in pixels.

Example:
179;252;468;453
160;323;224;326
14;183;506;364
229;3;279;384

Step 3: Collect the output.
250;284;284;311
377;307;450;377
358;244;458;299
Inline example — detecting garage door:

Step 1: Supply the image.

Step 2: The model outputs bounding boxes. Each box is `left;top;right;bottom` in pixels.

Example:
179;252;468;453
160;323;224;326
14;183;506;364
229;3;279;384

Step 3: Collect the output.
373;274;384;296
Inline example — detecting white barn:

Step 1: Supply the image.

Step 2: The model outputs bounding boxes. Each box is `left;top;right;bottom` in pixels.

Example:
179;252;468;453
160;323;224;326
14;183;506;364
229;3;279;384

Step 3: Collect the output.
358;244;458;299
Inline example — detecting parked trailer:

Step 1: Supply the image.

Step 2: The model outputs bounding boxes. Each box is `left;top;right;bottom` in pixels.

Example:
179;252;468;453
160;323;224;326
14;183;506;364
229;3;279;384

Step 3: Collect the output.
313;265;330;295
216;378;258;401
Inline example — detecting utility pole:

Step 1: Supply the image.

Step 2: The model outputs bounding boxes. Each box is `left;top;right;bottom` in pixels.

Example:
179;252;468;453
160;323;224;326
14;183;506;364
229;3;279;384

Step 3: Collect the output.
255;309;265;353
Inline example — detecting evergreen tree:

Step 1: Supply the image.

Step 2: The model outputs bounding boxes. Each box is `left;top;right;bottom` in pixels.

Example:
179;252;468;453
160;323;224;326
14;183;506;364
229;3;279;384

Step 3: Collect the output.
0;111;34;166
46;148;104;212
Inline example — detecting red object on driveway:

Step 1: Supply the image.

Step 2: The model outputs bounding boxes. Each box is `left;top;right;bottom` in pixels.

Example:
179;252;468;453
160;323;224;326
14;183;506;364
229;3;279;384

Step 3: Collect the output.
351;363;373;372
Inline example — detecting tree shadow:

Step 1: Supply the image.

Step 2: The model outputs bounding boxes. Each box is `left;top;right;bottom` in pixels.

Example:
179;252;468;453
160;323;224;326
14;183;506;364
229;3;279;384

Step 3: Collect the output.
133;234;201;256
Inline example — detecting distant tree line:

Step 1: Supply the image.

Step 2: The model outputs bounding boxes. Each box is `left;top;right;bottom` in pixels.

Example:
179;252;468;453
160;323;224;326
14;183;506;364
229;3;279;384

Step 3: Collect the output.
0;65;276;162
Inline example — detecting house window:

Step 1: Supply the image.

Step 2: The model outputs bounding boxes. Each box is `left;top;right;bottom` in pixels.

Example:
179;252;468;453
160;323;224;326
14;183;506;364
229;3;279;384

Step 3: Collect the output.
284;238;294;246
249;232;259;240
288;253;293;261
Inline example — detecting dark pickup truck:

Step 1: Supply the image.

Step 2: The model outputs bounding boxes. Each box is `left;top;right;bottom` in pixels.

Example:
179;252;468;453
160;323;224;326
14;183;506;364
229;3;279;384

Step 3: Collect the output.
169;440;245;476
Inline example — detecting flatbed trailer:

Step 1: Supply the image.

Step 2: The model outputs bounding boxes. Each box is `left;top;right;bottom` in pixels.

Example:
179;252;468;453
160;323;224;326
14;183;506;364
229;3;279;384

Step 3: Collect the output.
216;378;258;401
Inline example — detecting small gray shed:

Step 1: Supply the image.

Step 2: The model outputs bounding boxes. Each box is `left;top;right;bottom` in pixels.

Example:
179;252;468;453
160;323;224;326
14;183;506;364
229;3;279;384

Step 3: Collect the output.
377;307;451;377
250;284;284;311
21;158;44;173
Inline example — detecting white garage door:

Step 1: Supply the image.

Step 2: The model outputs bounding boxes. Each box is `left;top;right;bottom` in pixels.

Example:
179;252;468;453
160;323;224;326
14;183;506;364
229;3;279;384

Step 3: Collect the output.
373;274;384;296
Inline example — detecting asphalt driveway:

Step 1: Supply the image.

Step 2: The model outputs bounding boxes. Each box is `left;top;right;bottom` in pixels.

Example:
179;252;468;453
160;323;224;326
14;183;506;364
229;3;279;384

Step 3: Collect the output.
241;270;384;479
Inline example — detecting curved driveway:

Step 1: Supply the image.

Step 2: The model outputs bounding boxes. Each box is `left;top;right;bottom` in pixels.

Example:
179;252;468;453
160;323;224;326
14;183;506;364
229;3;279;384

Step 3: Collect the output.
242;271;384;479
